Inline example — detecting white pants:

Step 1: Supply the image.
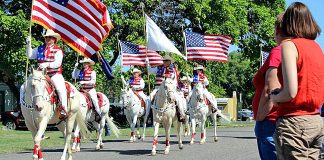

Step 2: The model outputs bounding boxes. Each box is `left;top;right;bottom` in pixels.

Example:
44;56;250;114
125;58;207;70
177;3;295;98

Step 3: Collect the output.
135;91;150;116
203;89;218;110
88;88;101;115
51;74;67;111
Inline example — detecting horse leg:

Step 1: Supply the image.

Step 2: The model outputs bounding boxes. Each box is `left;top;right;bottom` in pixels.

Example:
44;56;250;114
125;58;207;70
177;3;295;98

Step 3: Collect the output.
136;118;141;140
151;121;159;156
200;115;207;144
96;113;106;150
190;118;196;145
61;113;76;160
142;103;150;141
130;114;138;142
164;118;172;155
71;124;80;152
125;111;134;143
212;113;218;142
177;120;184;150
33;118;49;160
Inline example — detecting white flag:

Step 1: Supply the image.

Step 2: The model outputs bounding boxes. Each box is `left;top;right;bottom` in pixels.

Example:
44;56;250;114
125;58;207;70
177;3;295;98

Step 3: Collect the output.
145;14;186;59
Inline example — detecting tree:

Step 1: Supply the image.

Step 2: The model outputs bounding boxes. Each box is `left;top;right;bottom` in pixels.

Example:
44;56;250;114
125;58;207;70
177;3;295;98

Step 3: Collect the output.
0;0;285;106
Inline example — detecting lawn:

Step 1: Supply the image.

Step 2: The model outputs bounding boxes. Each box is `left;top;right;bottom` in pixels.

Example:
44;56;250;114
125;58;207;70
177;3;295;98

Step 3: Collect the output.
0;122;254;154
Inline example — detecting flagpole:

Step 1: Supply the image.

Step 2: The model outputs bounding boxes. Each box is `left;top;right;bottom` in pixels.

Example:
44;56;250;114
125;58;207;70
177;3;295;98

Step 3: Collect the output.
182;25;188;61
116;33;125;88
259;43;263;68
74;53;79;85
25;0;34;83
140;2;151;94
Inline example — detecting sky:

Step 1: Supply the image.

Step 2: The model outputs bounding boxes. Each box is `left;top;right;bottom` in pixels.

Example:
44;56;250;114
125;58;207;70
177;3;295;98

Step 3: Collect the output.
228;0;324;52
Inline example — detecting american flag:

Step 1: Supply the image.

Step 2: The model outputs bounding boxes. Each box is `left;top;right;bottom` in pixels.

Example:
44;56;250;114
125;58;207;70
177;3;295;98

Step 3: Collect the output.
31;0;113;58
120;41;163;66
261;51;269;66
185;31;232;62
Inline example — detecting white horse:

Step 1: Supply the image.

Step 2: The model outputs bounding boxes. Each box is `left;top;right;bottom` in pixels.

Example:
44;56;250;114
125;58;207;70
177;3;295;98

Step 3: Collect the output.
150;77;183;155
188;83;218;144
120;85;149;142
72;91;120;151
178;92;191;137
20;68;89;160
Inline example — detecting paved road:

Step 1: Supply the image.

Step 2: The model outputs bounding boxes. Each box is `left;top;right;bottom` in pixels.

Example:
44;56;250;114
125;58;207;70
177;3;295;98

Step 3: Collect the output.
0;127;259;160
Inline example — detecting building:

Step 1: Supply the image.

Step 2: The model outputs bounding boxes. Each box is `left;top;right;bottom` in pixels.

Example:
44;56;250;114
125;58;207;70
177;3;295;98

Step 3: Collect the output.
216;91;238;121
0;82;18;114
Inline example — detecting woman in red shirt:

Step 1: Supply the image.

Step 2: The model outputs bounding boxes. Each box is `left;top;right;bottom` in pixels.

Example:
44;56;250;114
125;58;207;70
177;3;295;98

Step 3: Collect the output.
252;13;283;160
270;2;324;159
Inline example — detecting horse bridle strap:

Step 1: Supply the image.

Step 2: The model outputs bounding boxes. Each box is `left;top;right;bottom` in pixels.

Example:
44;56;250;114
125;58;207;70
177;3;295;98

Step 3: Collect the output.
151;104;175;113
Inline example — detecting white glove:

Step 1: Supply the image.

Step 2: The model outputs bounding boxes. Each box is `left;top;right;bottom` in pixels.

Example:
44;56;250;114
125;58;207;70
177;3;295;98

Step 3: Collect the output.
39;63;49;69
121;75;124;80
26;36;31;43
145;57;150;65
74;63;79;68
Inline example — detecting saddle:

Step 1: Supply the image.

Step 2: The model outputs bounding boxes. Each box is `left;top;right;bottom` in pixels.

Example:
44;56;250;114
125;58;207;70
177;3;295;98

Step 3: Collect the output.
133;91;146;109
45;76;73;109
80;90;104;111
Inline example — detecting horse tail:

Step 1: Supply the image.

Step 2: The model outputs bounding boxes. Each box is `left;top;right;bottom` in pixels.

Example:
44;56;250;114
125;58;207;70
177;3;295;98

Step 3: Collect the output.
216;111;231;122
76;108;91;139
105;115;120;138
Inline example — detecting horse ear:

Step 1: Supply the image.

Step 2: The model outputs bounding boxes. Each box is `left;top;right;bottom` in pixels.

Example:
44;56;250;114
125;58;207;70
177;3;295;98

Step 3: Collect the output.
31;66;35;74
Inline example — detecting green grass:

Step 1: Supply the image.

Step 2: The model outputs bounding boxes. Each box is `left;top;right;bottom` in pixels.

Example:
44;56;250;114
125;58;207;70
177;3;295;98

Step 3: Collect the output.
0;122;254;154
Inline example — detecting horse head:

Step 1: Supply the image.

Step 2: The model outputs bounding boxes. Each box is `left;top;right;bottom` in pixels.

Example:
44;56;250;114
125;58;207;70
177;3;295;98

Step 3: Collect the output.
29;68;48;111
193;83;204;103
120;85;132;107
163;77;177;103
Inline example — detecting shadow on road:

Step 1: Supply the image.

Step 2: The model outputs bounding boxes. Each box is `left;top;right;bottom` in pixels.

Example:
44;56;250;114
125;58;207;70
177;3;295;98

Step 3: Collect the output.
218;135;256;139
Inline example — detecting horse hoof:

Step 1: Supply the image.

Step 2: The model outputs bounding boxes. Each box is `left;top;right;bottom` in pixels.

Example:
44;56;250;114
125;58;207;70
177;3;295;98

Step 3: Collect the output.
33;154;38;160
214;138;218;142
190;141;194;145
72;149;77;153
151;151;156;156
95;146;100;150
164;150;170;155
179;144;184;150
100;144;104;149
76;147;81;152
199;141;205;145
137;135;141;140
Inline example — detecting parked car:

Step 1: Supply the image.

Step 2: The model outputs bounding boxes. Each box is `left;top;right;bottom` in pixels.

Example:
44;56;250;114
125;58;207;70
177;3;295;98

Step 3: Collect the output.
238;110;254;121
1;108;57;130
1;109;25;130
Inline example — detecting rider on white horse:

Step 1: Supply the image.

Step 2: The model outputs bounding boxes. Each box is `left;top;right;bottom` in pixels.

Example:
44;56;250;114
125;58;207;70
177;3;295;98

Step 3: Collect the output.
72;58;102;118
148;54;185;122
25;29;68;119
126;68;150;111
180;76;192;101
188;65;218;113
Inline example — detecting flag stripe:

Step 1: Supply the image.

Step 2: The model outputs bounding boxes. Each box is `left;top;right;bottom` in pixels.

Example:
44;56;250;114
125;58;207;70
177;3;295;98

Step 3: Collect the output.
32;0;112;57
33;2;100;48
185;31;232;62
120;41;163;66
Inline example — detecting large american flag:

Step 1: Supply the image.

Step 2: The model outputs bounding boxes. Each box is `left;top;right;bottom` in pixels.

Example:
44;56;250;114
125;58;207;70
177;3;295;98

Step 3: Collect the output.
185;31;232;62
32;0;113;58
120;41;163;66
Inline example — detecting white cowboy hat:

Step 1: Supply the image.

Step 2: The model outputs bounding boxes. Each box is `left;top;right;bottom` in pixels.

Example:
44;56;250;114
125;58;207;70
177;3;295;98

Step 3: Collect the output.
180;76;189;81
80;58;95;65
194;65;206;71
43;29;61;41
132;68;142;74
163;55;175;63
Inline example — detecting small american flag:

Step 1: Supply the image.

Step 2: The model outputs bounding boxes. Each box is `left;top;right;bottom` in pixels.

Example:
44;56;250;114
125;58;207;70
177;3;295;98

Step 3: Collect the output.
261;51;270;66
120;41;163;66
32;0;113;58
185;31;232;62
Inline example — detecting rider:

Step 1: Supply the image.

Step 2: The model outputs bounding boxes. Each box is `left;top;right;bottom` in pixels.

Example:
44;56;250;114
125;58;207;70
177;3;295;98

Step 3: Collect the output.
190;65;218;113
126;68;150;110
148;54;185;122
72;58;101;118
26;29;68;119
180;76;191;100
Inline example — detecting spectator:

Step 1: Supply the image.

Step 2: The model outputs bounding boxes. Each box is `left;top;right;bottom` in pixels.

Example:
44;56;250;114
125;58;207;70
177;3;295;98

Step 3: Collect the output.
252;13;284;160
270;2;324;160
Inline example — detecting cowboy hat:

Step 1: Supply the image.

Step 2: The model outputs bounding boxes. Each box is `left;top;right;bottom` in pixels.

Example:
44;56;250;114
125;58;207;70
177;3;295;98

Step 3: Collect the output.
132;68;142;74
79;58;95;65
43;29;61;41
194;65;206;71
180;76;189;81
163;54;175;63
